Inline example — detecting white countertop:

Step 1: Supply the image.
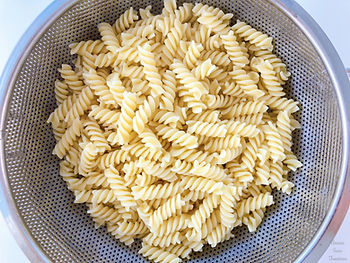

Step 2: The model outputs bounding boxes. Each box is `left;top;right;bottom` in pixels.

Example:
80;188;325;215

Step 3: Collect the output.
0;1;349;262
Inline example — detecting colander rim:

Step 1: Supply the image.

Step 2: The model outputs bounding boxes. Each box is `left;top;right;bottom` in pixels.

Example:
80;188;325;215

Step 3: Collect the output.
0;0;349;262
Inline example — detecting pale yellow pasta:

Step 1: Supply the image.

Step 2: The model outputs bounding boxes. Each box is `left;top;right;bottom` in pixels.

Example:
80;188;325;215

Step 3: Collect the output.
221;30;249;67
58;64;85;92
230;67;265;99
190;160;227;181
139;243;181;263
117;91;138;145
79;142;98;176
132;181;182;200
64;86;94;124
105;167;137;210
237;192;274;217
188;194;220;232
114;7;139;34
54;80;70;105
49;1;303;262
232;20;274;51
53;118;82;159
180;176;223;195
98;22;120;54
186;120;227;137
197;10;232;34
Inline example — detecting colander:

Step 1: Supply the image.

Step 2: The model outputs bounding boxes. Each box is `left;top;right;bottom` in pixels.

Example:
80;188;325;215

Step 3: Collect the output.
0;0;349;262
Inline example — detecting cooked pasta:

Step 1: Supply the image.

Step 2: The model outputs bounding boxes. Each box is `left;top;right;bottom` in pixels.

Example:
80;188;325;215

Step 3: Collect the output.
49;1;302;262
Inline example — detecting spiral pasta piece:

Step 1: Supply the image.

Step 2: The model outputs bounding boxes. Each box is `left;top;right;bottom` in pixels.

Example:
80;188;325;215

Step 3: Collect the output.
139;128;162;150
283;152;302;172
204;135;240;152
83;118;110;153
138;43;165;97
149;193;184;227
257;60;285;97
190;160;227;181
206;224;232;247
83;69;115;105
153;110;180;128
140;160;178;182
232;20;273;51
64;86;95;124
58;64;85;92
221;30;249;67
215;147;243;164
192;59;217;80
203;94;239;109
254;49;290;84
231;164;254;184
263;121;285;162
98;22;120;53
132;181;181;200
165;243;193;259
116;220;149;236
53;118;82;159
116;92;138;145
197;10;232;34
87;203;122;226
135;172;158;187
220;81;242;97
170;146;216;164
159;70;176;111
48;94;76;127
186;120;227;137
188;194;220;232
230;67;265;99
105;167;137;210
255;162;270;185
223;100;268;119
276;111;292;152
170;60;207;111
180;176;223;195
241;131;265;171
242;209;265;232
54;80;70;105
133;95;159;134
123;140;168;164
144;232;181;248
79;142;98;176
262;95;299;113
88;105;120;130
237;192;274;217
162;19;184;65
106;72;124;107
114;7;139;34
91;189;118;204
139;243;181;263
156;124;198;149
183;41;203;69
152;214;188;237
187;111;217;124
69;40;107;56
219;186;238;228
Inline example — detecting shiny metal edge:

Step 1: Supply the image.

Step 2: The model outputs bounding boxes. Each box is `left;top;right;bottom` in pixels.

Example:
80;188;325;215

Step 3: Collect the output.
0;0;77;262
0;0;349;262
273;0;350;262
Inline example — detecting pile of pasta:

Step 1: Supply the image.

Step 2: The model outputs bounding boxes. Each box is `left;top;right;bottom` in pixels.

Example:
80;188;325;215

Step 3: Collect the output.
48;0;303;262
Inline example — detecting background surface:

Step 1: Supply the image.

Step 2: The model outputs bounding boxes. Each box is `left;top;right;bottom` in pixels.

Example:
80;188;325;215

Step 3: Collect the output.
0;0;349;262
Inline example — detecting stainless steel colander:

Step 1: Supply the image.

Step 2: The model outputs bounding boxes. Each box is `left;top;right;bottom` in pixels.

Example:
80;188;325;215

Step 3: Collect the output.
0;0;349;262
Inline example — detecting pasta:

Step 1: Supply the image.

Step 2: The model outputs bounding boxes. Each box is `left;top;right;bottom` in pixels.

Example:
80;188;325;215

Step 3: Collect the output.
49;1;302;262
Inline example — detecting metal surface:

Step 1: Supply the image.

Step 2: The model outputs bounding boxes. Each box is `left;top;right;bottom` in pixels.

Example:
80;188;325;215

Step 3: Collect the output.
0;0;349;262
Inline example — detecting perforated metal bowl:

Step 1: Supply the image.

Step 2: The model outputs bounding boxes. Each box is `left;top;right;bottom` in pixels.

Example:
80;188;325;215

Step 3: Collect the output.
0;0;349;262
